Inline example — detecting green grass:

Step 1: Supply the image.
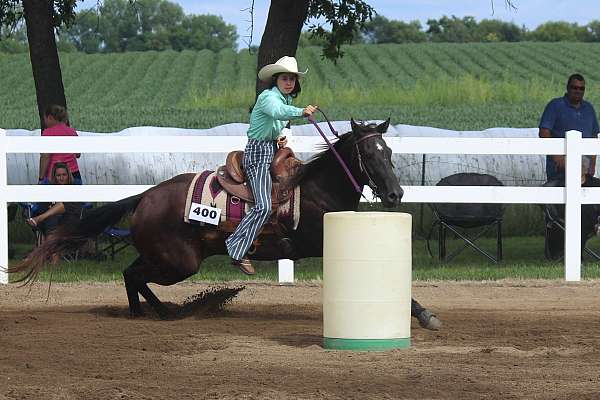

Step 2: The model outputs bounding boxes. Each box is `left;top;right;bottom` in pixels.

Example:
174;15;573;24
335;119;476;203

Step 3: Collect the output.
3;42;600;131
9;235;600;283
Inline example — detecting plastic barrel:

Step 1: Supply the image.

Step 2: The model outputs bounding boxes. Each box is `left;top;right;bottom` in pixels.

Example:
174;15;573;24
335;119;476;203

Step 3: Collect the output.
323;211;412;351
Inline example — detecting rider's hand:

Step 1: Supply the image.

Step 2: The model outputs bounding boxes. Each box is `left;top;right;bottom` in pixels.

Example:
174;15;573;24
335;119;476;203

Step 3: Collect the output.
277;136;288;149
303;105;318;117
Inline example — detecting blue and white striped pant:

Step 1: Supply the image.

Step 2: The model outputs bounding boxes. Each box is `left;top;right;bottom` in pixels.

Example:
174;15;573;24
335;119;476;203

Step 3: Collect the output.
226;139;277;260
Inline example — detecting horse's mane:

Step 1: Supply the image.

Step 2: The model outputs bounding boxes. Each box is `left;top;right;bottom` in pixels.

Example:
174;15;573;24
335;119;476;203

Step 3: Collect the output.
285;131;355;189
285;121;384;189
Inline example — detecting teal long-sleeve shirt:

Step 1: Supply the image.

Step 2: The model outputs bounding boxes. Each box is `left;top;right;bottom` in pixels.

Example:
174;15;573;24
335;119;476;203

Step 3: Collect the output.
247;87;305;141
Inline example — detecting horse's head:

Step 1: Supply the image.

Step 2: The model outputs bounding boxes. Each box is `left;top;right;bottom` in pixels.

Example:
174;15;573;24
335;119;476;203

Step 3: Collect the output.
350;118;403;207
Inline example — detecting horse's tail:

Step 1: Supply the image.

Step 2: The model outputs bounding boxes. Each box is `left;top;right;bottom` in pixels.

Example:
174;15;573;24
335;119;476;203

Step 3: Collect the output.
6;193;144;285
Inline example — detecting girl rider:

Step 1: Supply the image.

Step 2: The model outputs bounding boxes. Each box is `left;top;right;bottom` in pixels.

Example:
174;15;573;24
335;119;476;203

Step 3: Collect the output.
226;56;318;275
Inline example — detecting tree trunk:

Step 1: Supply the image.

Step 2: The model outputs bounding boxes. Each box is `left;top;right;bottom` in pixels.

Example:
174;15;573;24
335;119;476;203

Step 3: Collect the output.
255;0;309;97
23;0;67;129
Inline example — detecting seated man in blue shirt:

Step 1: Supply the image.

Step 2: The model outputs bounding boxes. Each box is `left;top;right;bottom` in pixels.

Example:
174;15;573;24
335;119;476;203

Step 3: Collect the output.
539;73;600;180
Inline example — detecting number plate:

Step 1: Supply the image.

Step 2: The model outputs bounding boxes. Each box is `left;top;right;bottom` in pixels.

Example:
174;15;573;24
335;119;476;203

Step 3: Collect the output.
188;202;221;225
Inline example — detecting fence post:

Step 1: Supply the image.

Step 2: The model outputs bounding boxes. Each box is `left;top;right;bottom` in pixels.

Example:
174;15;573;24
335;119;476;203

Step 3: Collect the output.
564;130;582;281
278;259;294;285
0;129;8;284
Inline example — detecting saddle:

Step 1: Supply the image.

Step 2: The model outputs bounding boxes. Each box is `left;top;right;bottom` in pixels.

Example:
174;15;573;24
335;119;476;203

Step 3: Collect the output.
217;147;302;206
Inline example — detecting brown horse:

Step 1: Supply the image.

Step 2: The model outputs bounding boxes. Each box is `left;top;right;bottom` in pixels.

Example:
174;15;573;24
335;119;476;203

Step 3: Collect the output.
10;119;441;330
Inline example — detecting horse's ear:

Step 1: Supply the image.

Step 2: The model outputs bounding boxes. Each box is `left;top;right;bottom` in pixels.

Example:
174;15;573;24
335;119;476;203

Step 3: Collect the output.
376;118;390;134
350;118;360;133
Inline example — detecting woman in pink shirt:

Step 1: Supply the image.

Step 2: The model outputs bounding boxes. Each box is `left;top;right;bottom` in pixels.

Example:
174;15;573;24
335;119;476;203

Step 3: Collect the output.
38;104;82;185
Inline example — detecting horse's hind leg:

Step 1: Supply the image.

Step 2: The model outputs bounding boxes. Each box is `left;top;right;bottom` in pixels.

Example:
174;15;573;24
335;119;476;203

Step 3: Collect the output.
123;256;169;318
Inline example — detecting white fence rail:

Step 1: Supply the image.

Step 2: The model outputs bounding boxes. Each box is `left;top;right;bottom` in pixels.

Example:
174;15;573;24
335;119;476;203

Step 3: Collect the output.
2;129;600;284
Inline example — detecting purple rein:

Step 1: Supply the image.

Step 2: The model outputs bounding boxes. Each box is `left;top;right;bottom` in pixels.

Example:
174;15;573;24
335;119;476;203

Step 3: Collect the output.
307;114;363;195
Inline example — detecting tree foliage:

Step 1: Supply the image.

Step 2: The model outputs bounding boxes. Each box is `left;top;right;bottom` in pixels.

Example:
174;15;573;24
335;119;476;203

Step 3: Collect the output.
1;0;238;53
0;0;77;28
60;9;102;53
527;21;588;42
169;14;238;52
305;0;374;59
363;15;426;44
586;20;600;42
0;1;78;54
353;15;600;44
63;0;237;52
475;19;523;42
297;30;329;47
427;15;478;42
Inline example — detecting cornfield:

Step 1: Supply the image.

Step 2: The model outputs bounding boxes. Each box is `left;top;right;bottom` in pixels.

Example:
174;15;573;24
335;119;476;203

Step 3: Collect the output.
1;42;599;132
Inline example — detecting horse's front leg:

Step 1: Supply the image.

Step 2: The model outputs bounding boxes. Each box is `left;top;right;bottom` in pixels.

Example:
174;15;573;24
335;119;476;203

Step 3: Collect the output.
412;298;442;330
123;256;171;319
123;257;146;317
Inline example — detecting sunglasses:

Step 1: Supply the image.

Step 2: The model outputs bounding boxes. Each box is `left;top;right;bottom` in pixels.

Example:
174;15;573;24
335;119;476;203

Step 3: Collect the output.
569;85;586;91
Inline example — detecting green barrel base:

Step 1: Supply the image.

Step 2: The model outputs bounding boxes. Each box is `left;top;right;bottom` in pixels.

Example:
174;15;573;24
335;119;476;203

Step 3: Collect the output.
323;337;410;351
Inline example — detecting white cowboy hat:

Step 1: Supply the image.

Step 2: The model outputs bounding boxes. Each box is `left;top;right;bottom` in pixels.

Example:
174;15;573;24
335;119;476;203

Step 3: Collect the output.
258;56;308;82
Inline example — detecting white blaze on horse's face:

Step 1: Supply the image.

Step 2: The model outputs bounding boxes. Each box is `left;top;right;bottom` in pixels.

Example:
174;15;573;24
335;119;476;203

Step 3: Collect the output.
376;143;383;152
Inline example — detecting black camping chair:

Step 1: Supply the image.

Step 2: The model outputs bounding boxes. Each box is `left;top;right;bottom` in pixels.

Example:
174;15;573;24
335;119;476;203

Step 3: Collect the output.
20;202;92;262
95;226;132;260
427;173;504;263
77;204;132;261
542;176;600;261
21;202;131;261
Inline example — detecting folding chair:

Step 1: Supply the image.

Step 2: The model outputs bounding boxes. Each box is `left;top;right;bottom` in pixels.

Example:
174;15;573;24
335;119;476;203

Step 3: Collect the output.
21;202;92;262
21;202;46;247
543;175;600;261
76;203;132;261
427;173;504;263
95;226;132;260
543;203;600;261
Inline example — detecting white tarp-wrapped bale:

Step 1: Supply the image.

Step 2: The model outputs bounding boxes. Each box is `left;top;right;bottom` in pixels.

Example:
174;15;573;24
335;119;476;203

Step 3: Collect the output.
392;125;546;186
6;122;550;187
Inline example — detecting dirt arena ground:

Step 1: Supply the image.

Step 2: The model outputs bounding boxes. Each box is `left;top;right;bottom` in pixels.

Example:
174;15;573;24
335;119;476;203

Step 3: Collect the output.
2;280;600;400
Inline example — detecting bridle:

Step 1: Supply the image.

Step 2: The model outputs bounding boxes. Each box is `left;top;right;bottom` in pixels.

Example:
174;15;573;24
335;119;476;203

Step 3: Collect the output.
355;132;384;198
308;111;385;202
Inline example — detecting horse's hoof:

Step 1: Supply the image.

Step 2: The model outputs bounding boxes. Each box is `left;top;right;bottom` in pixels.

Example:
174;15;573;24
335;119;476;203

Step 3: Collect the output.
417;310;442;331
